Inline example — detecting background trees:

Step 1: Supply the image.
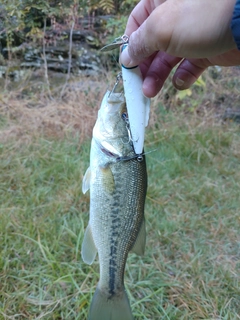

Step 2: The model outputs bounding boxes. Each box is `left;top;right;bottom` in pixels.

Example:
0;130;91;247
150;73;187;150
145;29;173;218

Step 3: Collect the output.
0;0;139;60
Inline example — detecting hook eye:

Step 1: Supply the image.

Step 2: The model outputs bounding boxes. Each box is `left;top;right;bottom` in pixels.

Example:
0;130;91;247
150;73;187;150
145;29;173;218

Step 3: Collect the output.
121;111;128;121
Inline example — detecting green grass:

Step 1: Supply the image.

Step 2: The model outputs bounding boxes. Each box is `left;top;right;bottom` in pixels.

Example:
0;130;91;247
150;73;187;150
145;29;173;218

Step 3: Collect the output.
0;106;240;318
143;117;240;319
0;138;92;319
0;62;240;320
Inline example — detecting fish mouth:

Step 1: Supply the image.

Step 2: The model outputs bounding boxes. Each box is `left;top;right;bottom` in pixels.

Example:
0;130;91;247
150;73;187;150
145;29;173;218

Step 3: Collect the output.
99;141;141;162
100;146;119;158
99;141;121;159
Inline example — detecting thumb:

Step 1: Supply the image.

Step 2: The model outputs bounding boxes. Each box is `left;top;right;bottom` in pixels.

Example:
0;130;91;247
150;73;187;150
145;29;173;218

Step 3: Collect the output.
120;3;176;67
120;0;236;68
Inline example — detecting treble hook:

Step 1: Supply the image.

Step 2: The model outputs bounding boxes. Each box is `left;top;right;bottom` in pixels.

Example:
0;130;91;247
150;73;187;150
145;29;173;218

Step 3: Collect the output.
126;121;133;143
108;72;122;97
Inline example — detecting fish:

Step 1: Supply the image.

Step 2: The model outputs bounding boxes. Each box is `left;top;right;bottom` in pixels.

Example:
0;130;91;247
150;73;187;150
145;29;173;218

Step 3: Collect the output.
81;90;148;320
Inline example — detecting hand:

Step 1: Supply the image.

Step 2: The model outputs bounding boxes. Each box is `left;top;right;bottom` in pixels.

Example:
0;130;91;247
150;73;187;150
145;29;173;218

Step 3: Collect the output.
119;0;238;97
137;49;240;98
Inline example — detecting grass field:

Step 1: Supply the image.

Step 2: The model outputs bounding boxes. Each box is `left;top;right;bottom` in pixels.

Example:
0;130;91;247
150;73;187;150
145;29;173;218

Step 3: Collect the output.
0;68;240;319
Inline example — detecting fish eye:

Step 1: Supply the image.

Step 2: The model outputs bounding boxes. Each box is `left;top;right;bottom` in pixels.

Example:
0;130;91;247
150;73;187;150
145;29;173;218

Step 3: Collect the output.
121;111;128;121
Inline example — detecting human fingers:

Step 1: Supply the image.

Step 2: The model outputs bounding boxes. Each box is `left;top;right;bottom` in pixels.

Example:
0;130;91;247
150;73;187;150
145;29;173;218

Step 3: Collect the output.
121;1;176;67
139;52;182;98
120;0;236;68
124;0;166;35
172;49;240;90
172;59;208;90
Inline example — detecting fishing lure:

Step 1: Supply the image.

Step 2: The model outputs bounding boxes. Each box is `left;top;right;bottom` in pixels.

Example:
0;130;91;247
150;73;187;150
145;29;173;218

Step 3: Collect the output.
100;35;150;155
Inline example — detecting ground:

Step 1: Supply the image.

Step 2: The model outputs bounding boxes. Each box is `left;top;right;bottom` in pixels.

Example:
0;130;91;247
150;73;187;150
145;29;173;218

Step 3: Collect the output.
0;66;239;319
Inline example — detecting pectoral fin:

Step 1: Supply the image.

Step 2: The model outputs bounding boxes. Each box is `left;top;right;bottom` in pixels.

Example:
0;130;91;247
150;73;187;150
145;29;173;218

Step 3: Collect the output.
81;224;97;265
100;166;115;194
82;167;91;194
131;218;146;256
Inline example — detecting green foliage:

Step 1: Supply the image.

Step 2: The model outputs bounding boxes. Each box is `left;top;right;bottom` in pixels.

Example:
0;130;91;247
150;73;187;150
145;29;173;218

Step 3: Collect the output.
98;0;115;14
120;0;139;14
105;15;128;42
84;0;139;15
1;0;137;50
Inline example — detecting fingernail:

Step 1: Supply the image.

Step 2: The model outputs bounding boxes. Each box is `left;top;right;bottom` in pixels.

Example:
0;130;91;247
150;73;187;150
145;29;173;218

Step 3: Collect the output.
143;76;153;91
143;76;161;98
176;78;185;87
120;47;132;67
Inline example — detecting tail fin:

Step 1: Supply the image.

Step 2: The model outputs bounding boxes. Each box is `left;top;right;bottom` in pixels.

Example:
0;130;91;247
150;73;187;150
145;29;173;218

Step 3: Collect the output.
88;285;134;320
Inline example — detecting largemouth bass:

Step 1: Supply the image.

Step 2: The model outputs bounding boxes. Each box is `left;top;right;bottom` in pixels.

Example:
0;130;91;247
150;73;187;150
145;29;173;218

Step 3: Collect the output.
82;90;147;320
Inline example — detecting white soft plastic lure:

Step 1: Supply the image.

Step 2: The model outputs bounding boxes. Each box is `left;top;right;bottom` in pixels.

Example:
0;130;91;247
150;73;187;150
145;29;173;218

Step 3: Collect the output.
121;51;150;155
101;37;151;155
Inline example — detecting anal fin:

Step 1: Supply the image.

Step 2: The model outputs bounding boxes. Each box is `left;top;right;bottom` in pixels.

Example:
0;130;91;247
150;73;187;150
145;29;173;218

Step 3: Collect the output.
81;224;97;265
131;218;146;256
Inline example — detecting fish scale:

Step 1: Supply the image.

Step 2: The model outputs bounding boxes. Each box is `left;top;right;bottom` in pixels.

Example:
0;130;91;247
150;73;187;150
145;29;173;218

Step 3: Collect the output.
90;160;144;287
81;91;147;320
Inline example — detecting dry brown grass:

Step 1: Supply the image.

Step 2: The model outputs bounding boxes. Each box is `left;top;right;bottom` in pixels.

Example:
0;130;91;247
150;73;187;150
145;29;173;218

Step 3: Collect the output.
0;74;112;143
0;66;240;145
